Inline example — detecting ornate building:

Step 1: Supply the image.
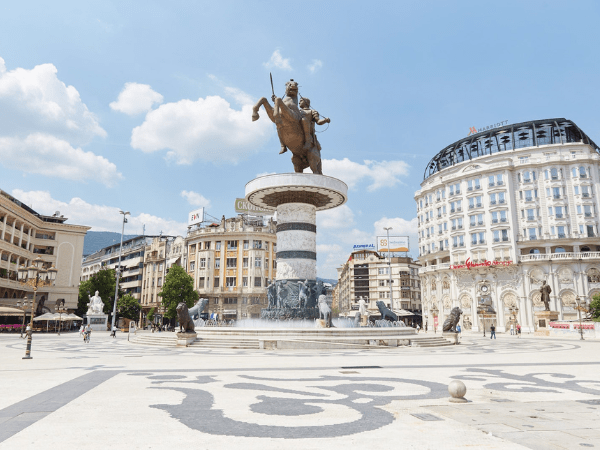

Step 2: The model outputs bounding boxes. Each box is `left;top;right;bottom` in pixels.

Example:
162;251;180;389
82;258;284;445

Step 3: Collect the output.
415;119;600;332
1;190;89;312
185;216;277;320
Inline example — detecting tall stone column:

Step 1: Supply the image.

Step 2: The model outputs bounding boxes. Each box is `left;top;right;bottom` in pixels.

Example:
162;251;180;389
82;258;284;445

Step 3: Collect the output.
276;203;317;281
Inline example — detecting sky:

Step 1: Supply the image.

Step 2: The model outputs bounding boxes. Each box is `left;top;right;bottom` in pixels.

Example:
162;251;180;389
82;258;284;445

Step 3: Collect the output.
2;0;600;279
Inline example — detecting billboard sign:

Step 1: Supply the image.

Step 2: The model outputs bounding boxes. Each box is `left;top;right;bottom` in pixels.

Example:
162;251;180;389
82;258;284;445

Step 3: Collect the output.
377;236;409;252
234;198;272;216
188;208;204;226
353;243;375;251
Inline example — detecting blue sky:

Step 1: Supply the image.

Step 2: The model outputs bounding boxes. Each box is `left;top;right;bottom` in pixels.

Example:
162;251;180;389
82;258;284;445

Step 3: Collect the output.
2;1;600;278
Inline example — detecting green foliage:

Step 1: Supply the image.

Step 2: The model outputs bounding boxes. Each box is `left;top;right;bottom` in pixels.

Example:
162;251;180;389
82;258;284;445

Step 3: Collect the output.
117;294;141;320
158;265;198;319
77;269;123;316
590;294;600;322
147;307;156;323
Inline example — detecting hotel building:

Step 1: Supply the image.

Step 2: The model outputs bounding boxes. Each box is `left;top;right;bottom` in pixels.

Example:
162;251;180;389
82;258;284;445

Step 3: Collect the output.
415;119;600;332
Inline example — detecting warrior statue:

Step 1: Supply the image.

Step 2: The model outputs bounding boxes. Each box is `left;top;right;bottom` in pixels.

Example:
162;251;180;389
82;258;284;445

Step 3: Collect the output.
252;77;330;174
540;280;552;311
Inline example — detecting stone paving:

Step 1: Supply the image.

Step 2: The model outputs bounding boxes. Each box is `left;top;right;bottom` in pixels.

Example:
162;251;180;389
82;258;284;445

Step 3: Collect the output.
0;331;599;449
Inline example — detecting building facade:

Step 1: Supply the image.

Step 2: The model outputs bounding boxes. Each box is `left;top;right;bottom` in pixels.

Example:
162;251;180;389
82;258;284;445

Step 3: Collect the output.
185;216;277;320
336;250;421;320
140;236;186;325
81;236;158;302
1;190;89;312
416;118;600;333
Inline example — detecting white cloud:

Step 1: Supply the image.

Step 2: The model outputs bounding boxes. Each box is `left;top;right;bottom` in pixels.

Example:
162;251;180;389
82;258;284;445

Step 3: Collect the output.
0;134;122;187
12;189;187;236
131;95;272;164
308;59;323;73
322;158;410;192
373;217;418;237
317;204;354;229
0;57;105;145
180;190;211;208
110;82;163;115
0;56;120;184
223;86;254;106
263;50;292;71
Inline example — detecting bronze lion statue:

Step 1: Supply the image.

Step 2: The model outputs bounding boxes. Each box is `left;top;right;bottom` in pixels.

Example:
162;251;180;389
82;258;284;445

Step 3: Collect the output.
176;302;195;333
376;301;398;322
443;307;463;332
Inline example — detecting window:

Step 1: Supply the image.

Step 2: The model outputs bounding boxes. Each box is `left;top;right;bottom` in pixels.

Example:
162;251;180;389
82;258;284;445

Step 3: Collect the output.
158;263;163;272
226;258;237;268
243;257;249;268
214;277;220;287
215;258;220;269
587;225;595;237
205;241;211;250
198;277;205;288
451;217;463;229
242;277;248;287
555;206;564;218
494;248;511;261
453;235;464;247
253;240;262;249
223;298;237;304
254;277;262;287
470;214;483;226
227;240;238;250
471;232;485;245
519;156;529;164
213;298;219;305
491;210;507;223
528;228;537;240
582;185;590;198
553;187;561;199
255;258;262;268
215;241;222;251
579;166;587;178
200;258;206;268
189;261;195;271
450;200;462;212
243;240;249;250
226;277;236;287
378;267;390;275
467;179;481;191
557;226;566;238
493;229;509;242
584;205;593;217
449;183;461;195
468;196;482;209
157;277;162;287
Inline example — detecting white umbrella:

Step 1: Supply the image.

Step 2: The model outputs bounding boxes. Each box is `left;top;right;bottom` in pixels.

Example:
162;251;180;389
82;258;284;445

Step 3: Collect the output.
393;309;415;317
66;313;82;320
33;313;59;321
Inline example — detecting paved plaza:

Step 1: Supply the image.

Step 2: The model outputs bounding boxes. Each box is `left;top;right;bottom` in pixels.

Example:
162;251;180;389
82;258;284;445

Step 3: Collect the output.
1;331;599;449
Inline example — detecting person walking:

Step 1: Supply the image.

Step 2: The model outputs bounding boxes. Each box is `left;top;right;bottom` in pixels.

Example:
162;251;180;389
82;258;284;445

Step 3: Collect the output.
110;325;117;338
517;324;521;339
510;323;514;335
456;324;461;341
79;325;85;337
84;324;92;343
416;324;420;333
490;324;496;339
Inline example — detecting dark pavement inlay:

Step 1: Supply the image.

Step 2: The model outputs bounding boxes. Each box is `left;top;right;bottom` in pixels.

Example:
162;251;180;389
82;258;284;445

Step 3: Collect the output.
0;370;116;443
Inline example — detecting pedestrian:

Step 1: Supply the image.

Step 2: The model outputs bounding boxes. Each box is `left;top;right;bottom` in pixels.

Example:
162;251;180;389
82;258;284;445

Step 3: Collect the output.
517;324;521;339
490;324;496;339
85;324;92;343
110;325;117;338
416;324;420;333
79;325;85;337
510;323;514;335
456;324;461;341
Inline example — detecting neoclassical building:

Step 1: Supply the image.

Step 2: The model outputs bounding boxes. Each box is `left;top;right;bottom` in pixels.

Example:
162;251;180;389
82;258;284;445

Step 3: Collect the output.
415;119;600;332
1;190;89;312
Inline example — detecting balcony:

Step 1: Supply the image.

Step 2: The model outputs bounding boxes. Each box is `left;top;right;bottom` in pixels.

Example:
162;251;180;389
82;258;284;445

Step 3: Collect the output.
489;182;495;187
555;213;564;218
527;216;535;221
492;219;498;224
554;195;561;199
519;251;600;262
499;199;506;204
583;193;591;198
490;200;497;205
501;218;507;222
497;181;504;185
585;212;592;217
525;197;532;202
451;226;456;230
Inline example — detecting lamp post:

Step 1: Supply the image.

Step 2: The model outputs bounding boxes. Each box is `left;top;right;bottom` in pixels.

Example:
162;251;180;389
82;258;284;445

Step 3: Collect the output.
17;256;57;359
15;296;30;338
111;210;130;333
575;296;585;341
384;227;394;311
56;299;67;336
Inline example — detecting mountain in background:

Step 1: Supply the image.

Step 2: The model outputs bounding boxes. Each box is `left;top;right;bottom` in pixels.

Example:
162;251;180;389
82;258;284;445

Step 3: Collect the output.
317;277;337;286
84;231;138;256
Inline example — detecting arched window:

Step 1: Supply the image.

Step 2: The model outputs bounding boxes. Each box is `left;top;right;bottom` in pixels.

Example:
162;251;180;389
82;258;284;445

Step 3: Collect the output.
581;246;591;252
550;168;558;180
529;248;540;254
554;247;566;253
523;171;531;182
579;166;587;178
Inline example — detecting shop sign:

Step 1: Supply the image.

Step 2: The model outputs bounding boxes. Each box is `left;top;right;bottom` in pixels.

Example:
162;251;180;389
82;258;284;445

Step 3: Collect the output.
451;258;513;270
468;120;509;136
353;244;375;250
188;207;204;226
234;198;272;216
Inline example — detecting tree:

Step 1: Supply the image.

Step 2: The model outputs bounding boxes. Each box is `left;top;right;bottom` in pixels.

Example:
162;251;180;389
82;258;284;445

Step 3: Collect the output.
147;307;155;323
77;269;124;317
117;294;141;320
159;265;198;319
590;294;600;322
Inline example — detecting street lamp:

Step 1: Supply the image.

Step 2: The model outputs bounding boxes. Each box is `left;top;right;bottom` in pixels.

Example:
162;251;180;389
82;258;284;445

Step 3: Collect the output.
111;210;130;332
17;256;57;359
384;227;394;311
575;296;585;341
15;296;30;338
56;299;67;336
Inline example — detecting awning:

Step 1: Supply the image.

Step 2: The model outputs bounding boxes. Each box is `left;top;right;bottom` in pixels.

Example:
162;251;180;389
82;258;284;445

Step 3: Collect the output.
0;306;24;316
33;313;60;321
393;309;415;317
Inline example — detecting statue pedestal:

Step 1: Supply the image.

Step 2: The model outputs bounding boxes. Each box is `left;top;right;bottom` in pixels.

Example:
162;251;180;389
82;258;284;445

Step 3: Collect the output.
534;311;559;336
442;332;459;345
245;174;347;319
86;313;108;331
176;332;197;347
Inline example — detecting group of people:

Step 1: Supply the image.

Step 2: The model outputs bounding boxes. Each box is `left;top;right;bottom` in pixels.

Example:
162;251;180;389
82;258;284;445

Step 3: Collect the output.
79;324;92;342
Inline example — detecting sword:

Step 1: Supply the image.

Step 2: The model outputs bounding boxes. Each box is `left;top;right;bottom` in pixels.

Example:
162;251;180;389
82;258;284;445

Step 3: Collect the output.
270;72;275;98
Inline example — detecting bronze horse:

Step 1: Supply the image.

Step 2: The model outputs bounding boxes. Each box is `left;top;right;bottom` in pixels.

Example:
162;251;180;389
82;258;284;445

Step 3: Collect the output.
252;80;322;174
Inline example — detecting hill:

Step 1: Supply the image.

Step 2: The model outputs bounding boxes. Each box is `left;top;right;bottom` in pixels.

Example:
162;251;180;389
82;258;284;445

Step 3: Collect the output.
84;231;138;256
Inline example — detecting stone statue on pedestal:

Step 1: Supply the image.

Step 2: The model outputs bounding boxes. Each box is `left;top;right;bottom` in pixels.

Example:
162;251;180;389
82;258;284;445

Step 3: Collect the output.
87;291;104;315
540;280;552;311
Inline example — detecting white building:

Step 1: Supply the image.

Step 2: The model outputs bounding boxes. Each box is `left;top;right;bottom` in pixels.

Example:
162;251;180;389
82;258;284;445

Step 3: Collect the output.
415;119;600;333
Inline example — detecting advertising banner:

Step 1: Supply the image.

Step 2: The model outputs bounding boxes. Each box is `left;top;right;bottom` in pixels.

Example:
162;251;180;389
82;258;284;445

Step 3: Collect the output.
234;198;272;216
188;207;204;226
377;236;409;252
